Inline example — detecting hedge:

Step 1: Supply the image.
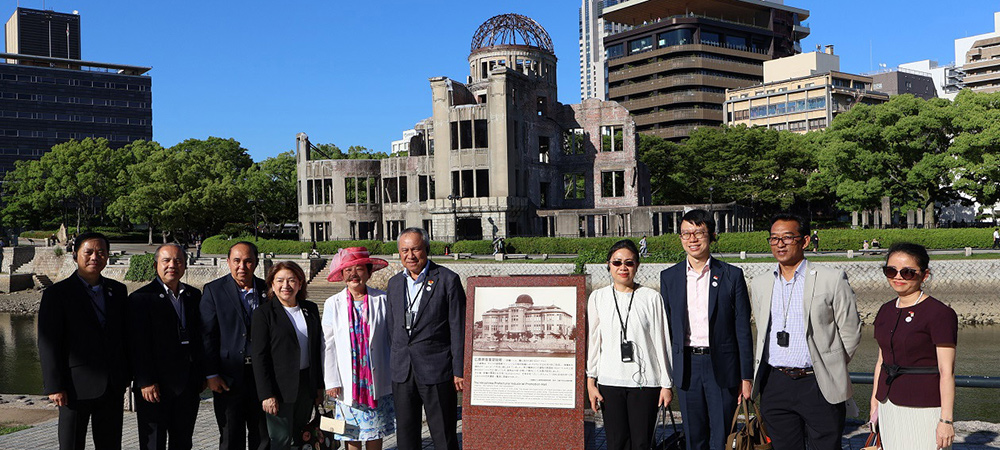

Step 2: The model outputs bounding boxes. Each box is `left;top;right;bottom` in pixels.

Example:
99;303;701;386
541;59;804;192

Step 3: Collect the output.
202;235;450;256
199;228;996;258
125;253;156;281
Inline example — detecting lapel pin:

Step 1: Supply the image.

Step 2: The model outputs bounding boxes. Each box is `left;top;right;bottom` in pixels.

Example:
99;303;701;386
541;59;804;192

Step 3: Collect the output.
425;285;432;292
159;293;164;298
905;311;914;323
711;281;718;287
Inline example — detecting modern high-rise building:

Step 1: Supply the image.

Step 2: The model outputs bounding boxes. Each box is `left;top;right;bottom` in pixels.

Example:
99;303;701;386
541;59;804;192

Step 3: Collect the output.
962;13;1000;94
0;7;152;176
578;0;624;101
598;0;809;140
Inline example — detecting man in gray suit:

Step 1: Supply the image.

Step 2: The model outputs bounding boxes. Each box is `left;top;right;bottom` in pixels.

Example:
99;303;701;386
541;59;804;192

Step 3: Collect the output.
750;213;861;450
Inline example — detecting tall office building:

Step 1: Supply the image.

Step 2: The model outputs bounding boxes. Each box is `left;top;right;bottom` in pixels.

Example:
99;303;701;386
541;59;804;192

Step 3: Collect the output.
599;0;809;140
0;7;151;176
962;12;1000;93
579;0;624;100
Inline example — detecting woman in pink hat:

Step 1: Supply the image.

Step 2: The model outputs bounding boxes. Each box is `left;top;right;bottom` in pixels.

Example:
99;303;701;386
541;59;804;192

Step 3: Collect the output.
322;247;394;450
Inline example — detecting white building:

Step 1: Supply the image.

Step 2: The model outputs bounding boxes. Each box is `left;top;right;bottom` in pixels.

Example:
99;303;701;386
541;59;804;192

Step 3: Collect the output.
389;129;417;155
482;294;573;337
578;0;624;101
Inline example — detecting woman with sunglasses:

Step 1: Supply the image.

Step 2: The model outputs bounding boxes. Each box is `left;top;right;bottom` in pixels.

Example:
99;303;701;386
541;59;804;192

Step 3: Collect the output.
870;243;957;450
586;239;672;450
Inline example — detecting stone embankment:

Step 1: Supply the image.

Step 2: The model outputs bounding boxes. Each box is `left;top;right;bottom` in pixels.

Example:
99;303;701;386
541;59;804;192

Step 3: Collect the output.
2;255;999;325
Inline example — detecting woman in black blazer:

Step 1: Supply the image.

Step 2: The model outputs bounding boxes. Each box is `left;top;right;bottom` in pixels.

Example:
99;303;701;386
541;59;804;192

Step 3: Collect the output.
252;261;325;450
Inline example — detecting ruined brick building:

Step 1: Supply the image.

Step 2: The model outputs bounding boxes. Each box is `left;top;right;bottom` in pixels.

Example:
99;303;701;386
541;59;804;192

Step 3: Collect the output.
297;13;748;242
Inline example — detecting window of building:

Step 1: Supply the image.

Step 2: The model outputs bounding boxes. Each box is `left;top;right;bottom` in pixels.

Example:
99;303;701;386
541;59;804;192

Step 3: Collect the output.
807;97;826;110
460;121;473;148
629;36;654;54
382;176;407;203
657;29;693;47
476;169;489;198
450;122;459;150
809;118;827;129
789;121;807;131
540;182;550;207
725;35;747;50
386;221;405;241
607;44;624;59
310;222;331;241
600;125;624;152
474;119;488;148
563;128;586;155
345;178;357;204
700;31;721;46
539;136;550;163
601;171;625;198
564;173;586;199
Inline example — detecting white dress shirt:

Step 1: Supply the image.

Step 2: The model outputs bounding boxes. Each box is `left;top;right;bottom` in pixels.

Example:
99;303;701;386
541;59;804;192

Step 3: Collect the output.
586;285;672;388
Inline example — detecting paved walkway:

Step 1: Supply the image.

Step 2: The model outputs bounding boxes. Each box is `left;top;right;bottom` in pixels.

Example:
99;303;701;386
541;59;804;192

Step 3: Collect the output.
1;402;998;450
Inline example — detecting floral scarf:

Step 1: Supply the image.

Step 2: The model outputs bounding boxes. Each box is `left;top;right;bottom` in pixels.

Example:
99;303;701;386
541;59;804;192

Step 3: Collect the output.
347;291;376;408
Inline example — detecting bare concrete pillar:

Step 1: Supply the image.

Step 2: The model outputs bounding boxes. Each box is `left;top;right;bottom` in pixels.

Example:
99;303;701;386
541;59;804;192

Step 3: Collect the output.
906;209;916;229
852;211;859;228
861;211;869;227
881;196;892;228
917;208;924;227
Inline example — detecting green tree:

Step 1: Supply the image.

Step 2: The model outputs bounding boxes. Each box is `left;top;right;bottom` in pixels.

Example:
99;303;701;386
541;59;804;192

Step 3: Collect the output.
1;138;126;231
106;140;168;244
811;95;959;227
951;90;1000;212
243;151;297;227
308;143;388;160
109;137;253;242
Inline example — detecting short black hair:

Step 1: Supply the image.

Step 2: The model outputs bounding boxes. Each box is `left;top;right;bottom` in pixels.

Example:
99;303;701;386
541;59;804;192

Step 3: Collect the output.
886;242;930;271
74;232;110;256
607;239;640;263
228;241;259;260
681;209;717;242
769;212;810;238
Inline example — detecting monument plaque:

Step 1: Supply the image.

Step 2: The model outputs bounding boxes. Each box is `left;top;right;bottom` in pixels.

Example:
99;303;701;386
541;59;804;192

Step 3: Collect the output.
462;275;587;450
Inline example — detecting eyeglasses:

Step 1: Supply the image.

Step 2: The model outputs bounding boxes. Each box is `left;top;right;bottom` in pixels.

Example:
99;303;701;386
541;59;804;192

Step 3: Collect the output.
882;266;921;280
610;260;637;267
766;235;803;245
680;231;708;240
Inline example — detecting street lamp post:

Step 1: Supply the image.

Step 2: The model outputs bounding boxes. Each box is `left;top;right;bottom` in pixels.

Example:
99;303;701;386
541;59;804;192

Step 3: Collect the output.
247;199;261;241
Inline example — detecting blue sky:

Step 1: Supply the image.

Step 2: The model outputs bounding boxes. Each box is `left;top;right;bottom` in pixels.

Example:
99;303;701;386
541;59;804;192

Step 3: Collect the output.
10;0;999;161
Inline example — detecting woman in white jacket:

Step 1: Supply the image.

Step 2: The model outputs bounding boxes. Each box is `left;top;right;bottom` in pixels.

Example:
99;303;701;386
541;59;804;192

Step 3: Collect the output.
322;247;394;450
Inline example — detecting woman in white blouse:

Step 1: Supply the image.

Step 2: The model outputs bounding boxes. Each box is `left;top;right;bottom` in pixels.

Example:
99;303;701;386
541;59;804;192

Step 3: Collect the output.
587;239;673;450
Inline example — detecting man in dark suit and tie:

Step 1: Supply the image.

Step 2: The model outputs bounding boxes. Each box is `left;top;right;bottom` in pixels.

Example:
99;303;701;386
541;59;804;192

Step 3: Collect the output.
39;232;130;450
386;227;465;450
660;210;753;450
129;243;204;450
200;241;270;450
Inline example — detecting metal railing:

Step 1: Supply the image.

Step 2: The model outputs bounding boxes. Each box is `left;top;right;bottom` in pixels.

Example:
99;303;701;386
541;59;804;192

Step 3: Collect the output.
850;373;1000;389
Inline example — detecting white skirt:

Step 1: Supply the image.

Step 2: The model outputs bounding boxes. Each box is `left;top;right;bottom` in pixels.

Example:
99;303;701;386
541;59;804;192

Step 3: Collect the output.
878;398;951;450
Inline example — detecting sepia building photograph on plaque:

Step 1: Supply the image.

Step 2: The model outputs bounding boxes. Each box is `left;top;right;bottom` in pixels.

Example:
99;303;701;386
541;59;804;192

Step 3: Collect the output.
470;285;578;408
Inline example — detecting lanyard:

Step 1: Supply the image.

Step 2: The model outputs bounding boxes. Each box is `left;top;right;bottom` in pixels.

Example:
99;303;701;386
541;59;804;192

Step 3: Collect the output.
780;275;797;331
402;276;423;312
611;287;635;343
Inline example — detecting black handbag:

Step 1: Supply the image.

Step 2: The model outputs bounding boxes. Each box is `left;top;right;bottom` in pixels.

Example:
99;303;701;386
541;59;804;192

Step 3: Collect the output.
651;405;685;450
299;405;337;450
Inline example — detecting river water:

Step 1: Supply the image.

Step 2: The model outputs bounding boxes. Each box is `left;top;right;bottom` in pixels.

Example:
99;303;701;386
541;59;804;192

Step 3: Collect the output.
3;313;998;421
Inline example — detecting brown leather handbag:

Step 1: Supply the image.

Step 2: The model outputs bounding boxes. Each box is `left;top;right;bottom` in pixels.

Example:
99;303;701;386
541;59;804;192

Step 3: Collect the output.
726;399;772;450
862;423;882;450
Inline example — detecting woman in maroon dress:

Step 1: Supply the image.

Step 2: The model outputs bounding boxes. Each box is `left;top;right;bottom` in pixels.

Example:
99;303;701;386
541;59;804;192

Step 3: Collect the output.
870;242;956;450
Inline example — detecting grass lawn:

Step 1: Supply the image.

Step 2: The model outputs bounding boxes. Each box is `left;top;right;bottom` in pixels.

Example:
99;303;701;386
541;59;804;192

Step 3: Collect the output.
0;424;30;435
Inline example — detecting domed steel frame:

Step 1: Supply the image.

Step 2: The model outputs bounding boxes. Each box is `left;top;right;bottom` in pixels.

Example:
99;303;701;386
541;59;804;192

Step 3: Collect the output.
470;13;554;53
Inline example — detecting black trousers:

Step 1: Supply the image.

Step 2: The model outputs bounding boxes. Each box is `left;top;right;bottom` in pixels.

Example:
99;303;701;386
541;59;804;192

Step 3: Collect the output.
58;387;125;450
213;364;270;450
599;384;660;450
135;381;201;450
760;366;845;450
392;367;458;450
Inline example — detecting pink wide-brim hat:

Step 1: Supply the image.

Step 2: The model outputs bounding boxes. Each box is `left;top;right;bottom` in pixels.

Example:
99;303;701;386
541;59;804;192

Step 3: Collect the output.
326;247;389;282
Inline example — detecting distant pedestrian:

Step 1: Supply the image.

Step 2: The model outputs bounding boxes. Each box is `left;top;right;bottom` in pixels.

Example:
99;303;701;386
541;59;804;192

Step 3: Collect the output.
811;230;820;252
639;236;648;257
492;237;503;255
992;228;999;250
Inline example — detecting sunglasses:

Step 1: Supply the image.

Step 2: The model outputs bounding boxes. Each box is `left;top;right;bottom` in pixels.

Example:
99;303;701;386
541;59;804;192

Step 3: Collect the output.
610;260;637;267
882;266;921;280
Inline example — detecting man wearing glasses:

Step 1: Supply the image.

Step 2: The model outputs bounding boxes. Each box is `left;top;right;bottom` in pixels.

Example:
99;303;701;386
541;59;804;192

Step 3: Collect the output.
659;209;753;450
749;213;861;450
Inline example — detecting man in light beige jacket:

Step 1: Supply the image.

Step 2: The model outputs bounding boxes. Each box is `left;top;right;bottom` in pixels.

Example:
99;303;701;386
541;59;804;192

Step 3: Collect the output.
750;213;861;450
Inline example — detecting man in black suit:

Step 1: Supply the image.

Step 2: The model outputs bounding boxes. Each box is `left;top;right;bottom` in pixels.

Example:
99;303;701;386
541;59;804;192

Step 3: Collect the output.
386;227;465;450
129;243;204;450
660;210;753;450
39;232;130;450
200;241;270;450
